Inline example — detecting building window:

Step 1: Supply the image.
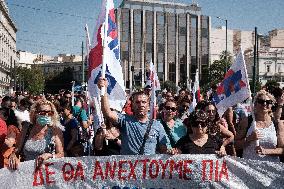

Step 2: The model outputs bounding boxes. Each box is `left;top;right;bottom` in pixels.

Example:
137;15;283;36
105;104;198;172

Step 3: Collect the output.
179;13;187;84
167;13;176;83
266;65;271;73
157;12;165;81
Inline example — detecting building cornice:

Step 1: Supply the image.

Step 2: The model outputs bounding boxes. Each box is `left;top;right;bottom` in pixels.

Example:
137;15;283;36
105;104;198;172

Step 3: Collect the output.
0;0;17;32
121;0;201;11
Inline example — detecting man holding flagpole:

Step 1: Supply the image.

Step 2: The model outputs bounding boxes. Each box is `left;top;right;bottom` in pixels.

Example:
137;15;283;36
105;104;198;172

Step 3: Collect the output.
90;0;169;155
97;77;169;155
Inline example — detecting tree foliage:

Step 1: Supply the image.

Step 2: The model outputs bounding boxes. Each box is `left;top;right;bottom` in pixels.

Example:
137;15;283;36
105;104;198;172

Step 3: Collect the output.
264;80;279;93
12;66;45;95
200;51;233;92
161;80;177;93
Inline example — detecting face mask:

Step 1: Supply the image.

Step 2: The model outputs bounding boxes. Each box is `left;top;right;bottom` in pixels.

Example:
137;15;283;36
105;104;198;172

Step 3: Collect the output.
37;115;52;126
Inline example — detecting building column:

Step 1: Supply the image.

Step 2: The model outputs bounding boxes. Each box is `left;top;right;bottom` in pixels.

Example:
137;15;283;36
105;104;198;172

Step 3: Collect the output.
141;9;146;87
186;13;190;82
197;15;201;80
153;11;157;69
117;9;125;87
208;16;212;66
175;14;179;86
164;13;168;81
130;9;134;91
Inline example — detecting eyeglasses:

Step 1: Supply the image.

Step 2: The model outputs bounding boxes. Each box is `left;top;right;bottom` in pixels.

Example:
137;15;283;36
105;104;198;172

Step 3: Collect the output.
192;121;207;128
164;106;177;112
256;99;273;106
37;110;54;116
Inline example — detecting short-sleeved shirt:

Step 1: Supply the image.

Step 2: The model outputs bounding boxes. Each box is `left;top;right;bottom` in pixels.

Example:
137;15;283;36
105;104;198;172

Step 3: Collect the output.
175;135;219;154
160;118;187;147
117;113;169;155
72;105;88;122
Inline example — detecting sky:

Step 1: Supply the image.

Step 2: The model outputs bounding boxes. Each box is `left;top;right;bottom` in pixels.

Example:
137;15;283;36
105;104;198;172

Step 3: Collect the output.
5;0;284;56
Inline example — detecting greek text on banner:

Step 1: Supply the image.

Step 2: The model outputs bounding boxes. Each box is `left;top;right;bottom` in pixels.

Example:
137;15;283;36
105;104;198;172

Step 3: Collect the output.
0;154;283;188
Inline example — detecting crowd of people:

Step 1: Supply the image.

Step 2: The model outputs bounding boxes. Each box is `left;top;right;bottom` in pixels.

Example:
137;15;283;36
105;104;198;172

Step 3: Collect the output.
0;79;283;171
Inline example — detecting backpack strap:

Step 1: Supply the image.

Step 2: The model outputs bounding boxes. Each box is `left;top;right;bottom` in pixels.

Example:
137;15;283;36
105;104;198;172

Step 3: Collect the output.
160;119;175;147
138;119;153;155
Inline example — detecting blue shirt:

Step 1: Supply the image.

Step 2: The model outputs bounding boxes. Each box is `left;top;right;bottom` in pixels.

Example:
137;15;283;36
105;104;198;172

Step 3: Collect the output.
117;113;169;155
160;118;187;148
72;105;88;121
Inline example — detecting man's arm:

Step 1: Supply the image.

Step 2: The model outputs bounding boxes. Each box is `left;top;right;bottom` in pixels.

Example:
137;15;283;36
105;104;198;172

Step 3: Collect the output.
97;77;119;124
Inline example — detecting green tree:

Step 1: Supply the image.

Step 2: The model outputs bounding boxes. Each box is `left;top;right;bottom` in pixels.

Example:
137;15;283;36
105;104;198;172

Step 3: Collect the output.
264;80;279;94
11;66;45;95
249;80;262;96
26;66;45;95
201;51;233;92
161;80;177;93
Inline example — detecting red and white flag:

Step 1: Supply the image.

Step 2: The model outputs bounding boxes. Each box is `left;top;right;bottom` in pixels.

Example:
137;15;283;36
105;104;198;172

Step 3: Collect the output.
88;0;126;112
147;61;160;119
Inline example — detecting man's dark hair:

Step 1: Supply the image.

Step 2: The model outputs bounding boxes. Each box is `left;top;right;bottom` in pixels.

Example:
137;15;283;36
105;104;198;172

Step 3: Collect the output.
1;96;12;108
64;90;72;96
62;102;73;112
131;91;150;101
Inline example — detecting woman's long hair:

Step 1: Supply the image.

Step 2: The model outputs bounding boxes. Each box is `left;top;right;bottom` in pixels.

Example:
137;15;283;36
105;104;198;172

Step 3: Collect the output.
29;99;61;128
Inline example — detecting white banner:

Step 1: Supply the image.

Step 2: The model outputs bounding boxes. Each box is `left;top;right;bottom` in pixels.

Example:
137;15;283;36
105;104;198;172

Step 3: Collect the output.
0;155;283;188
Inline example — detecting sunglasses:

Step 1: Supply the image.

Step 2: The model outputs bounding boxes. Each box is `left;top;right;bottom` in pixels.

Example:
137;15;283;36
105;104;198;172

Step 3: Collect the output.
37;110;54;116
164;106;177;112
191;121;207;128
256;99;273;105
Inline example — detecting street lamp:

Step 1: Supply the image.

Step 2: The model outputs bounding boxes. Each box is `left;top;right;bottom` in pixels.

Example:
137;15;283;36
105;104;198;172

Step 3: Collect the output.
217;16;228;70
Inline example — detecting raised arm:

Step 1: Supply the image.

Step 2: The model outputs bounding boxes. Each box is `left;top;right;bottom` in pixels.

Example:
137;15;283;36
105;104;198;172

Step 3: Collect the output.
97;77;119;124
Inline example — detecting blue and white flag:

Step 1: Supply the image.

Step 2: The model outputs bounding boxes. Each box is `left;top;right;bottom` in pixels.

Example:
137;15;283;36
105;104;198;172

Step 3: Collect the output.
88;0;126;111
213;50;251;116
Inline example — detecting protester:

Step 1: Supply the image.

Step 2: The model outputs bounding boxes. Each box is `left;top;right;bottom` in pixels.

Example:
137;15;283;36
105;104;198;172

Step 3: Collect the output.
203;102;235;156
236;90;284;162
0;108;20;168
98;77;169;155
72;98;93;155
8;99;64;170
73;98;93;129
122;98;133;116
14;98;31;131
173;110;226;156
60;102;82;157
159;100;187;148
94;118;121;156
178;96;192;121
0;108;8;168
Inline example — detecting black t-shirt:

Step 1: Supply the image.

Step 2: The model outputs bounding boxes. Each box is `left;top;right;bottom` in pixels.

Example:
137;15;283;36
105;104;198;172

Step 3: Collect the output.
95;139;121;156
174;135;219;154
94;128;121;156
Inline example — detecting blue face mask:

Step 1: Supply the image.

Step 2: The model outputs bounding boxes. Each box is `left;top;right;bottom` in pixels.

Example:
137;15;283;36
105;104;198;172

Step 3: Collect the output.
36;115;52;126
